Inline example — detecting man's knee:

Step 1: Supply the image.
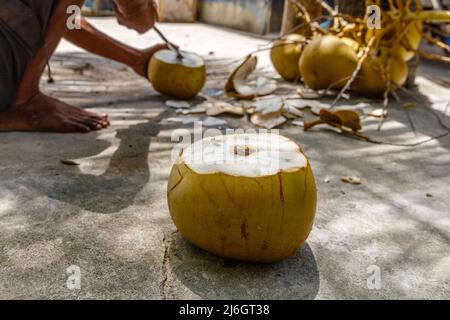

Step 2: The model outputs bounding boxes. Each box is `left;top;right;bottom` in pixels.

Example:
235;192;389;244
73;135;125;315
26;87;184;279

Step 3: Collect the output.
0;87;16;110
0;30;29;109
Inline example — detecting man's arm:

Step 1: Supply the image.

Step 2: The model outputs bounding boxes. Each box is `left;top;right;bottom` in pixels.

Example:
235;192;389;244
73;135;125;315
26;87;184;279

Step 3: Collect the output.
113;0;158;34
64;17;167;77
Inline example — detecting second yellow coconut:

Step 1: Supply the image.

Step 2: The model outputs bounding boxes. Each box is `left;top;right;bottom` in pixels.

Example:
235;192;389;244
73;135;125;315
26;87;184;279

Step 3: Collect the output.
271;34;305;81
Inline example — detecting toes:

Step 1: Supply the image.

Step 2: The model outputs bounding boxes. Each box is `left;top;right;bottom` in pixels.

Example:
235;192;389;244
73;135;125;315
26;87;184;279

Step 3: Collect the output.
88;116;110;128
72;112;110;130
75;108;108;121
85;113;109;127
63;121;91;133
89;116;109;128
73;117;104;131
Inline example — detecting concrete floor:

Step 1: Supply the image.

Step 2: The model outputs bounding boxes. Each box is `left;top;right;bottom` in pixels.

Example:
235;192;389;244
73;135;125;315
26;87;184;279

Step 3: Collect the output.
0;20;449;299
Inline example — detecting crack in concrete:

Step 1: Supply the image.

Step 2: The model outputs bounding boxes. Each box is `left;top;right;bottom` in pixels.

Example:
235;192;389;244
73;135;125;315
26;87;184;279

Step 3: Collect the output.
160;230;177;300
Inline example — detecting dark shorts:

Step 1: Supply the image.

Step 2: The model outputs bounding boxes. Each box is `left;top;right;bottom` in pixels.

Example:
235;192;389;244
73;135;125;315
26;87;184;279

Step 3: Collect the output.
0;0;56;109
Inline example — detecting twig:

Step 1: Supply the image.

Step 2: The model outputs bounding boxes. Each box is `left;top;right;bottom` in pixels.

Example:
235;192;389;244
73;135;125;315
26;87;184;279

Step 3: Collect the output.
422;31;450;53
394;27;450;63
331;36;376;108
377;87;390;131
289;0;311;24
308;0;335;16
424;24;450;38
405;0;412;12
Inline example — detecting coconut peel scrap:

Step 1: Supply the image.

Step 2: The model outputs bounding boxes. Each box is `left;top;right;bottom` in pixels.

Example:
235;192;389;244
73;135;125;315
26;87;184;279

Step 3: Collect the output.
166;100;191;109
204;101;245;116
225;55;277;99
250;113;287;129
176;105;207;115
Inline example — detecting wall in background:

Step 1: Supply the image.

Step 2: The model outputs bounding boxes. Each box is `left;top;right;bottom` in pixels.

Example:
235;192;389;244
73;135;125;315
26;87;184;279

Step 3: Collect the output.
198;0;284;35
158;0;199;22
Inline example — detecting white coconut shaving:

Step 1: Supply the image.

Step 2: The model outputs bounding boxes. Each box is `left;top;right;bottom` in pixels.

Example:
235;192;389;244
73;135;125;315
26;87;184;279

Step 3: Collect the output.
181;133;307;177
154;49;204;68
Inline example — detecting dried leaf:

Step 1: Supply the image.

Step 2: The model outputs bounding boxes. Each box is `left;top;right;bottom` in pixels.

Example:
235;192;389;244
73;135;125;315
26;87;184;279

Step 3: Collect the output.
320;109;361;131
305;109;362;132
341;176;361;185
334;110;362;131
319;109;342;126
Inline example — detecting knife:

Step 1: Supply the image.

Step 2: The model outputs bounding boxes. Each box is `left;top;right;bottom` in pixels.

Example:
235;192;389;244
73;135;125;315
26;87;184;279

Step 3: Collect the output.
153;26;184;60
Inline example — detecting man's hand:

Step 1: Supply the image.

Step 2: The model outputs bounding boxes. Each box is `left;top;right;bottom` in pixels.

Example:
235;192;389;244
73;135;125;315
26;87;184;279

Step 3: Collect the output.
113;0;158;34
132;43;169;78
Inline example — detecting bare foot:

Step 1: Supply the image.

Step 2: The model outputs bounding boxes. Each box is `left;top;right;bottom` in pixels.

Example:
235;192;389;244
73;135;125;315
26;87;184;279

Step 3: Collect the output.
0;92;109;133
132;43;169;78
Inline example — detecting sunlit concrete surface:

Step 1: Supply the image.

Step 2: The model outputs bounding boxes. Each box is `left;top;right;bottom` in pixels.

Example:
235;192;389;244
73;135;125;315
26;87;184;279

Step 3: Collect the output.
0;19;449;299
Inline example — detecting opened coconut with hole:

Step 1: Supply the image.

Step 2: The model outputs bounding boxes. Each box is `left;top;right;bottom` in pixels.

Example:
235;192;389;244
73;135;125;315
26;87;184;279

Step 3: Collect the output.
148;49;206;99
167;133;317;263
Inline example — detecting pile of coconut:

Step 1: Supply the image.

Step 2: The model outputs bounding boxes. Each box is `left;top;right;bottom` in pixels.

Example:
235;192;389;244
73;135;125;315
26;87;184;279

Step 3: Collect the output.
147;1;449;133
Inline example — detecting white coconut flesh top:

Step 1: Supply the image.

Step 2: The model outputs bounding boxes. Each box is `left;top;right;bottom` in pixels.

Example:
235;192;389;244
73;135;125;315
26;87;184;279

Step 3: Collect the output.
154;49;204;68
181;134;307;177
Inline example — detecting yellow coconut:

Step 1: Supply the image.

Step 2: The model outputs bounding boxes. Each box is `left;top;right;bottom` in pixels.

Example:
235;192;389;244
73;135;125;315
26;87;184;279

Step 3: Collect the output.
167;133;317;263
352;50;408;97
341;37;361;53
299;35;358;90
270;34;305;81
148;49;206;99
394;21;423;61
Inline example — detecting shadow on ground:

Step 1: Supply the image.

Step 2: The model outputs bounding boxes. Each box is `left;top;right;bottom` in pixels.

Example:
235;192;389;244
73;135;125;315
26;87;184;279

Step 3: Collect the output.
169;233;320;300
25;111;172;214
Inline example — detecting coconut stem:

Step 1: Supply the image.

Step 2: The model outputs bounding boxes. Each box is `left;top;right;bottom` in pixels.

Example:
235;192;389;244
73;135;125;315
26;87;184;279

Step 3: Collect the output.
413;10;450;23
